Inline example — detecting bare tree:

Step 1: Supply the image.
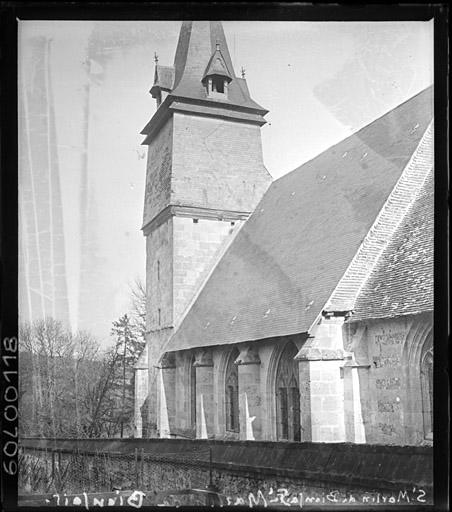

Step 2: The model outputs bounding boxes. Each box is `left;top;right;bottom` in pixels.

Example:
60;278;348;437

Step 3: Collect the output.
19;277;147;439
110;312;145;438
129;277;146;342
19;318;102;438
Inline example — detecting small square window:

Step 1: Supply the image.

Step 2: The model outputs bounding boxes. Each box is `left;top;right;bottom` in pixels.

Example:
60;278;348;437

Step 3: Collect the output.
193;218;199;224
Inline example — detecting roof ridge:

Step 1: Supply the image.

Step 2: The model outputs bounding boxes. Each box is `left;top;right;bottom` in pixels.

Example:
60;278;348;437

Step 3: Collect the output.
273;85;434;187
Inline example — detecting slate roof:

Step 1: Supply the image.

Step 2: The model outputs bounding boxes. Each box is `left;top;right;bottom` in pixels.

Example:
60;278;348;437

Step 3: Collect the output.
142;22;268;143
163;86;433;353
324;121;433;313
171;21;265;112
202;47;233;81
152;65;174;92
350;169;433;322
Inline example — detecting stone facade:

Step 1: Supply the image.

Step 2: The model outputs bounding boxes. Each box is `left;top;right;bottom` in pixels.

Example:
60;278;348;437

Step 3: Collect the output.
134;345;148;438
143;118;173;228
155;310;433;447
343;312;433;446
172;216;242;323
170;113;270;213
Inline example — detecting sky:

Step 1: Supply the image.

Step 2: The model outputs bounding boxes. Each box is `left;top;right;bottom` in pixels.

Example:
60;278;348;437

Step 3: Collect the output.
18;20;433;346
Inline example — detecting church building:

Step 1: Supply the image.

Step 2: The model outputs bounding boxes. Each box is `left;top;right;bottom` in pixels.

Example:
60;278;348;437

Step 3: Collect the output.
135;21;433;447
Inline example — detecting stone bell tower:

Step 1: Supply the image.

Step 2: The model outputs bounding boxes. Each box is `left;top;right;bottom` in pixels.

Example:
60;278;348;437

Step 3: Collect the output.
140;21;272;437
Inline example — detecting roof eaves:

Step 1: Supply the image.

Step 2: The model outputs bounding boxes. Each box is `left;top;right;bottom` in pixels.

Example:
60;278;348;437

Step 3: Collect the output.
171;94;268;116
169;100;267;125
347;308;434;324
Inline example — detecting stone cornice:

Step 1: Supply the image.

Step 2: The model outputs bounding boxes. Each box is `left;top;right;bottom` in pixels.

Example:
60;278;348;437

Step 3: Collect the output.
142;205;250;235
141;95;267;144
342;353;371;369
235;345;261;366
343;362;371;369
193;348;214;367
169;100;267;126
296;348;345;361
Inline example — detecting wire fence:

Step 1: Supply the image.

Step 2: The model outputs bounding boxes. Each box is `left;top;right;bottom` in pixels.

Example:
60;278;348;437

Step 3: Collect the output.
18;444;222;506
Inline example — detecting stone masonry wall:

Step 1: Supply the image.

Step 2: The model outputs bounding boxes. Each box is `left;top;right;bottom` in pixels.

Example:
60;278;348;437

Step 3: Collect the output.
172;216;241;322
144;219;174;435
171;113;272;213
157;312;432;447
19;440;433;505
344;312;433;446
146;219;173;332
143;117;173;228
134;368;148;437
297;317;347;443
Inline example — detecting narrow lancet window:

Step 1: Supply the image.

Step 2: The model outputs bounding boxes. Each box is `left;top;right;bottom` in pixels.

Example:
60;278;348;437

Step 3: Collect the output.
421;340;433;439
275;342;301;441
225;348;240;433
190;357;197;432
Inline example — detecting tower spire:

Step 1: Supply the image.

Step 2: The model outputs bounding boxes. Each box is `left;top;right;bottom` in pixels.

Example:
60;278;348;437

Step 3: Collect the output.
172;22;235;93
142;21;268;144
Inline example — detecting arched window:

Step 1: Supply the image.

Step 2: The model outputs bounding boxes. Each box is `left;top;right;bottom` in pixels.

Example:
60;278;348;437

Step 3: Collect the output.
225;348;240;433
420;340;433;439
190;356;196;432
276;342;301;441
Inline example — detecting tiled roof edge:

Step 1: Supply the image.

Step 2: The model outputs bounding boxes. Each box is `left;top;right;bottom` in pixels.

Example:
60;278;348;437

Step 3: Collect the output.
323;121;433;314
346;308;434;324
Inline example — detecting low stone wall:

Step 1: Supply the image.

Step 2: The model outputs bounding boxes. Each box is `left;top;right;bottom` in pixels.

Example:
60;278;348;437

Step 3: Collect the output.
19;438;433;506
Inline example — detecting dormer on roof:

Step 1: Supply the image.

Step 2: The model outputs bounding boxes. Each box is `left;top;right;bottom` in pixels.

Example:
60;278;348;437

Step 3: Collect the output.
202;41;233;99
150;53;175;108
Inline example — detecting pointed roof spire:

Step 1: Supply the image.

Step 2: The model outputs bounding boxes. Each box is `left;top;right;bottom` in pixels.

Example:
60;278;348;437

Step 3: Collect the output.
172;22;235;92
142;21;268;142
169;21;265;111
